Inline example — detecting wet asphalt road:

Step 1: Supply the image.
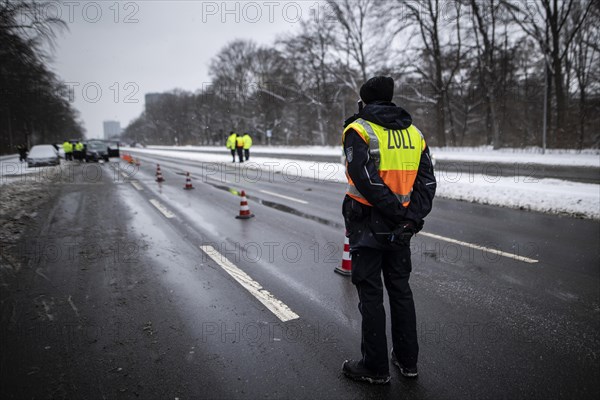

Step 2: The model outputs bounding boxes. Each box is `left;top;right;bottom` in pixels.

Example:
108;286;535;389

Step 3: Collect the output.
0;155;598;400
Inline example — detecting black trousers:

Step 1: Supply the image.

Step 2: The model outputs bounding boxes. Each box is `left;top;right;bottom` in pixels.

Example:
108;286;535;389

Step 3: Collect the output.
244;149;250;161
351;246;418;374
230;149;236;161
236;147;244;162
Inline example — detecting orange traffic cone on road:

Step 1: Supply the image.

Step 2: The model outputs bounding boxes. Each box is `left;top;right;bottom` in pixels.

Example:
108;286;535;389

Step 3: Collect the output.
334;236;352;276
156;164;164;182
183;172;194;190
235;190;254;219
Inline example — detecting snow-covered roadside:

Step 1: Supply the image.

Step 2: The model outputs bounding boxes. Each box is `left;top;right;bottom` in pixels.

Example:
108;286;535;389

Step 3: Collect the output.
126;148;600;219
149;145;342;156
430;148;600;167
0;157;56;185
436;175;599;219
146;145;600;167
0;163;65;271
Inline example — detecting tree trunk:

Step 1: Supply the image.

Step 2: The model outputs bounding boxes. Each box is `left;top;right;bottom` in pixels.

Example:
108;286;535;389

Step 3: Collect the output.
578;90;586;149
445;92;457;146
553;50;567;146
489;85;501;149
435;93;446;147
434;49;446;147
316;106;326;146
544;63;552;149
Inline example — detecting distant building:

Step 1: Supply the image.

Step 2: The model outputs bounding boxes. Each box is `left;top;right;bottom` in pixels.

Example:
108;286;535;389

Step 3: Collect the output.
103;120;121;139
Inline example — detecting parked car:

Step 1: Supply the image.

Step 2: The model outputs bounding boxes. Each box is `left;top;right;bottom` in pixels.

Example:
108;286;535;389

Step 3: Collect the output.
85;141;109;162
27;145;60;167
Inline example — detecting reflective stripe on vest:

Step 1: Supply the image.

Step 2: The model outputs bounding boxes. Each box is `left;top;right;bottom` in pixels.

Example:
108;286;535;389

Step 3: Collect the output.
343;118;425;207
346;184;411;204
353;119;381;170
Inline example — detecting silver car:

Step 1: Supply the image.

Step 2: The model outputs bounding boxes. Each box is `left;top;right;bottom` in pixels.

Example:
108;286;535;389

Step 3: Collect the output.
27;145;60;167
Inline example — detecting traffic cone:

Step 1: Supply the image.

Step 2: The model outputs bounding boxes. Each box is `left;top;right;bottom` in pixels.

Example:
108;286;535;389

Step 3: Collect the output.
235;190;254;219
156;164;164;182
334;236;352;276
183;172;194;190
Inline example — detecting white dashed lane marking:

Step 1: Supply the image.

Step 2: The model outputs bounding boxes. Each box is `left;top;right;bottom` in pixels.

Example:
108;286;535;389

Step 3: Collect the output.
149;199;175;219
259;190;308;204
419;232;539;264
200;245;300;322
130;181;143;190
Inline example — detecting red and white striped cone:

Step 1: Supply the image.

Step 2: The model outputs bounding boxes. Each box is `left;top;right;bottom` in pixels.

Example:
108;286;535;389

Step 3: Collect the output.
156;164;164;182
334;236;352;276
183;172;194;190
235;190;254;219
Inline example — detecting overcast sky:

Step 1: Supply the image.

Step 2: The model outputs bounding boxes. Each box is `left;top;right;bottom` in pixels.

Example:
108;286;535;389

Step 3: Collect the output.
49;1;319;138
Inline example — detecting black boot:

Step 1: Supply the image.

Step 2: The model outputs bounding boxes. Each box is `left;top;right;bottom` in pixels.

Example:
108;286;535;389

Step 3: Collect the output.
391;348;418;378
342;360;390;384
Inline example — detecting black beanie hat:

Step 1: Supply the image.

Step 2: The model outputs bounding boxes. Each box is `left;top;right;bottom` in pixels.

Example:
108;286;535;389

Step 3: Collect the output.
359;76;394;104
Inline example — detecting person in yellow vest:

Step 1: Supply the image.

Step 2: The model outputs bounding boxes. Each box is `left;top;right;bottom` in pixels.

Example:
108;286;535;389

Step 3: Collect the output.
226;131;237;162
74;141;84;161
235;133;245;163
62;141;73;161
242;132;252;161
341;76;436;384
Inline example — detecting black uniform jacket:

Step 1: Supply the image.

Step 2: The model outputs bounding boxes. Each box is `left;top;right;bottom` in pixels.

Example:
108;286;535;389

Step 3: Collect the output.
342;101;436;250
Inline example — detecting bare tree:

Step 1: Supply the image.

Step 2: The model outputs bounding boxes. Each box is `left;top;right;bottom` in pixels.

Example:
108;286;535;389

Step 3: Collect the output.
568;2;599;148
469;0;504;148
397;0;464;146
504;0;593;146
209;39;258;112
0;0;82;153
325;0;392;90
279;16;341;145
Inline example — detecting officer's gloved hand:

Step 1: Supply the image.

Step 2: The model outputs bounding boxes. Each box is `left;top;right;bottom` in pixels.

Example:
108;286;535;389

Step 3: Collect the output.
389;221;418;246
